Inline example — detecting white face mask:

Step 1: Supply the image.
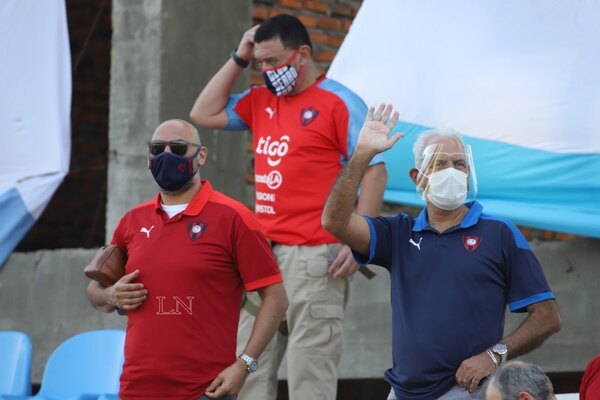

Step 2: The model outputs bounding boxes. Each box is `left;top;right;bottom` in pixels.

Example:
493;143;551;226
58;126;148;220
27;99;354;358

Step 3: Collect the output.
424;168;468;210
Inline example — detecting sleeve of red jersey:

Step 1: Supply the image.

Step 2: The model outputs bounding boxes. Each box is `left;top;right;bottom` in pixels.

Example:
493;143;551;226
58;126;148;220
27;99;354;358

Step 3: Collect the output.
233;208;282;291
110;215;127;248
224;89;252;131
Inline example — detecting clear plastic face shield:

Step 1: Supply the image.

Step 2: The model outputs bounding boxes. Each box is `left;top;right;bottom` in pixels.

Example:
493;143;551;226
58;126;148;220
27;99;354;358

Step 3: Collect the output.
415;142;478;210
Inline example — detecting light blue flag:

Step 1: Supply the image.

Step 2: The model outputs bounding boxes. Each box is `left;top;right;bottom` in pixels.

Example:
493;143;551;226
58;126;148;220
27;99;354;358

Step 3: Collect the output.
328;0;600;238
0;0;71;267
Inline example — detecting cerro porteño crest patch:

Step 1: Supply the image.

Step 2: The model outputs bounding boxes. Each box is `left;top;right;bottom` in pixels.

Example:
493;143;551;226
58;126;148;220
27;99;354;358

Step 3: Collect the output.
188;221;207;241
300;107;319;126
462;235;482;253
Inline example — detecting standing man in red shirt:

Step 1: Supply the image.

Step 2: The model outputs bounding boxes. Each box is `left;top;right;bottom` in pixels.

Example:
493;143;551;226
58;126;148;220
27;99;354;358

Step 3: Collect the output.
190;14;387;400
87;119;288;400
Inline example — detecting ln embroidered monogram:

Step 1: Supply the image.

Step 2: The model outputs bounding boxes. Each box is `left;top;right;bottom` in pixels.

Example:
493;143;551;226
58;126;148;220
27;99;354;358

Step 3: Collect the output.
156;296;195;315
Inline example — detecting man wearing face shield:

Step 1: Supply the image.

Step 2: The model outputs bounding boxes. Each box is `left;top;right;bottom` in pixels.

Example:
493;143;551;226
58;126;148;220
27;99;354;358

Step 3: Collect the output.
322;105;561;400
87;120;288;399
190;13;387;400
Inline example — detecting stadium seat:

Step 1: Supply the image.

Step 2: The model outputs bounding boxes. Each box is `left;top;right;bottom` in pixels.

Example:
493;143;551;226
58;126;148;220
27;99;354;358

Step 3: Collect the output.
1;329;125;400
0;331;32;396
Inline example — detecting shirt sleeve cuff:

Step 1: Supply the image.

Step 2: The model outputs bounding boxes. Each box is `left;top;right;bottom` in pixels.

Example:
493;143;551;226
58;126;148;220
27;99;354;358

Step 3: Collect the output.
508;291;556;313
244;273;283;292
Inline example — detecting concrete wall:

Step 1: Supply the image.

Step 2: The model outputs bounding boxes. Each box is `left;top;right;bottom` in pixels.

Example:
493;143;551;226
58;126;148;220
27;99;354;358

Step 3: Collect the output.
2;239;599;382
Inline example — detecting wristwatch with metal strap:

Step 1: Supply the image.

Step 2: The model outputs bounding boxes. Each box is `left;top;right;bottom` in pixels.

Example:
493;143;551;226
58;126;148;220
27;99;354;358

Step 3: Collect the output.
238;353;258;373
492;343;508;364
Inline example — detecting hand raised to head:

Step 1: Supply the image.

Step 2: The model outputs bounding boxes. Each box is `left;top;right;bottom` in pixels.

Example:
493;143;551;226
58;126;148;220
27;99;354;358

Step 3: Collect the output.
358;104;403;155
236;25;260;61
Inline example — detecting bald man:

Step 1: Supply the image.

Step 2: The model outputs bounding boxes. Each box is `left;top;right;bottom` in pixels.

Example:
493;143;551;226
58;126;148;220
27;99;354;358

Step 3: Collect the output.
87;120;288;399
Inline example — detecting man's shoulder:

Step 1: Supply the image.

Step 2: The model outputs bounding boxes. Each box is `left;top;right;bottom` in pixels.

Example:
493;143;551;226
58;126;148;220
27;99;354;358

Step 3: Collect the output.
245;84;270;97
125;198;156;216
207;190;262;230
315;77;365;106
476;211;530;249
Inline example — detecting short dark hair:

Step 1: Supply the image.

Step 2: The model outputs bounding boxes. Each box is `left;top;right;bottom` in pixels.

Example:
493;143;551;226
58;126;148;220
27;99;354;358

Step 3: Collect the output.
255;14;313;51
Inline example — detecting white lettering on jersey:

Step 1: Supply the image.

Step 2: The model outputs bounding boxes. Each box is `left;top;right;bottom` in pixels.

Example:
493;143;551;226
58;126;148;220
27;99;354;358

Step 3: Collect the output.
255;170;283;190
256;135;290;167
256;191;276;202
155;296;195;315
255;204;276;215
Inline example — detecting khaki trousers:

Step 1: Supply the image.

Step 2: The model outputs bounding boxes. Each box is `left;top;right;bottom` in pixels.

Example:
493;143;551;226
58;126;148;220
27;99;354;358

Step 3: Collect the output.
237;243;349;400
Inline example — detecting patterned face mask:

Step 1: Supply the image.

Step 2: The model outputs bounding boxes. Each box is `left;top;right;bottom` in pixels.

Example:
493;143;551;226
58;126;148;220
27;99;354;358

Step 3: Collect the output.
262;49;301;97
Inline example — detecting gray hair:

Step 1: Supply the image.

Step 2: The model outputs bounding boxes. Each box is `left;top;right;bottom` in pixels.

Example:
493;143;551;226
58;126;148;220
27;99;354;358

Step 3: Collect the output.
487;361;555;400
412;128;466;170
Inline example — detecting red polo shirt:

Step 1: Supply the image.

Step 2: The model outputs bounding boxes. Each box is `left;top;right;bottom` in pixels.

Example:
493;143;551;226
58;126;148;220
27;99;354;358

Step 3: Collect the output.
111;181;281;399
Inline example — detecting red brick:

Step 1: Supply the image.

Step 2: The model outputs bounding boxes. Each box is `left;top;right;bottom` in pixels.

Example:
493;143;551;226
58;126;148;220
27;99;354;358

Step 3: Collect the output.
278;0;303;9
331;3;355;17
328;35;345;47
318;17;343;31
342;19;353;32
310;31;329;45
314;50;337;63
269;9;284;18
304;0;328;13
555;233;575;241
541;231;555;241
252;6;270;21
298;15;318;28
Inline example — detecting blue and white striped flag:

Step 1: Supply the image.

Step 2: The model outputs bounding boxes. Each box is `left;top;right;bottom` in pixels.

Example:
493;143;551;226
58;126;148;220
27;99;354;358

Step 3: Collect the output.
0;0;71;267
328;0;600;238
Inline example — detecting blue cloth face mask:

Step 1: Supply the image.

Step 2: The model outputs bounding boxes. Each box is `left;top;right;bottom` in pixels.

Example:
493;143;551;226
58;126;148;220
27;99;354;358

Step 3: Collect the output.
149;147;201;192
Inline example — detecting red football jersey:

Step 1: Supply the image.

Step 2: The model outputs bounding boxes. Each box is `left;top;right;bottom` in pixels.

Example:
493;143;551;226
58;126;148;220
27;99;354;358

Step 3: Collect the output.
111;181;281;399
228;76;383;245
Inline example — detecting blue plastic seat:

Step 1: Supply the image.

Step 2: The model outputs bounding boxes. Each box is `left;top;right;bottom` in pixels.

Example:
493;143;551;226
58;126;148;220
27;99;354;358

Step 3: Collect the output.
0;331;32;396
3;329;125;400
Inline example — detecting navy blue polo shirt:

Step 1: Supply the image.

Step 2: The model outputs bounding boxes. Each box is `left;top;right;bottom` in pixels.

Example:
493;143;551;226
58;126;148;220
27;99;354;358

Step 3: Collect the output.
354;201;555;400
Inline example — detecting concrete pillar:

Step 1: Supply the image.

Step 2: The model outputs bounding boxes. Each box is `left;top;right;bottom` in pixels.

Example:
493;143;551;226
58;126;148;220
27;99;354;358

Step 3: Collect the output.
107;0;252;239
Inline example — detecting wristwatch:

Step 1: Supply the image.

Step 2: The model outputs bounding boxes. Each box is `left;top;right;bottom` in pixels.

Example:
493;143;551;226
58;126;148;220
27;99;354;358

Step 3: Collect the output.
238;353;258;373
230;49;250;68
492;343;508;364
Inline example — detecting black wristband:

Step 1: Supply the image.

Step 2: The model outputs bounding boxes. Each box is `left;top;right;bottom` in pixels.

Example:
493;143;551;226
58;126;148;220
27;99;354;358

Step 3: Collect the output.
230;49;250;68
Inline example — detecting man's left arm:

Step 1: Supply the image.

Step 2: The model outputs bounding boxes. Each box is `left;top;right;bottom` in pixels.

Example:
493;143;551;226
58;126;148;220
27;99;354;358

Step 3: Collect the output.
205;282;287;398
328;162;387;278
456;299;561;391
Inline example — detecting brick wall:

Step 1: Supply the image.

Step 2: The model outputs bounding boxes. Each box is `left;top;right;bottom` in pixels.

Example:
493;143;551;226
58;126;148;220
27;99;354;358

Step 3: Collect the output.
251;0;361;83
17;0;111;251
